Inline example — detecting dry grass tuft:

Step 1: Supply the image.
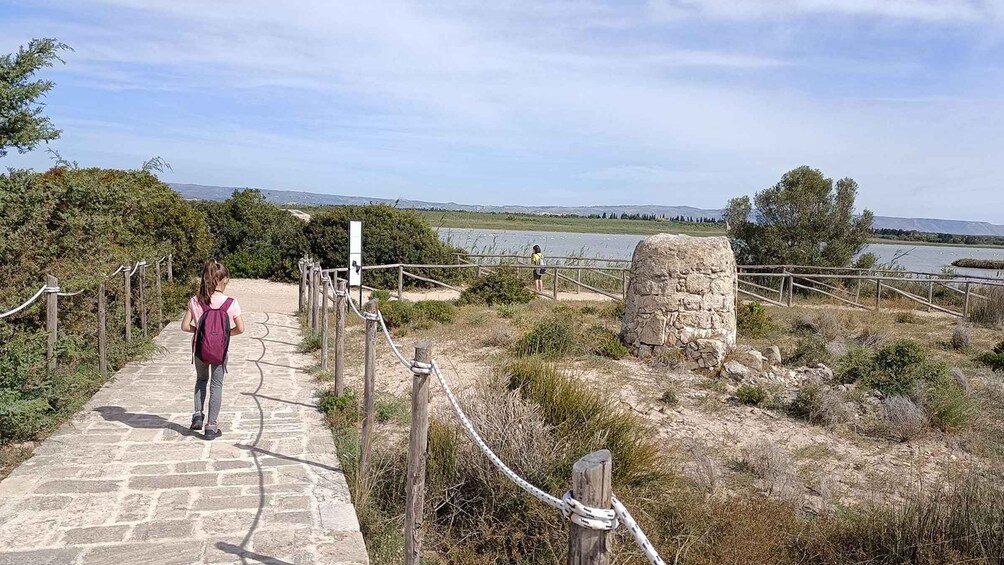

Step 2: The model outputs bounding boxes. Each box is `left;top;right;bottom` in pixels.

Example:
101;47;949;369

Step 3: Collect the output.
882;395;928;441
740;442;803;507
951;323;972;350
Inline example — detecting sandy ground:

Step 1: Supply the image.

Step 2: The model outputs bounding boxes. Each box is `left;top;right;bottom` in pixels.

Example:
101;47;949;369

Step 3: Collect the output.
228;279;299;313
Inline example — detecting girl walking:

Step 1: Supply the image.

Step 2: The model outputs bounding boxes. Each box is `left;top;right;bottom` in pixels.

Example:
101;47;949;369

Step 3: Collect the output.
181;260;244;439
531;245;545;294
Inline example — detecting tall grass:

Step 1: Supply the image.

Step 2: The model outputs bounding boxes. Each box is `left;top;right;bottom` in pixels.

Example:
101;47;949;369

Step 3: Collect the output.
968;284;1004;328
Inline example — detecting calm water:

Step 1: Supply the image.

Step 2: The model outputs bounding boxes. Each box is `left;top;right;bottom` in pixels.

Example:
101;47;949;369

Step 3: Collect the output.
439;227;1004;278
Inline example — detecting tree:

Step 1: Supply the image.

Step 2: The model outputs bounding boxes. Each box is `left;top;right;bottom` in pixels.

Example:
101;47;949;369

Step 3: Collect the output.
724;166;874;267
0;39;70;158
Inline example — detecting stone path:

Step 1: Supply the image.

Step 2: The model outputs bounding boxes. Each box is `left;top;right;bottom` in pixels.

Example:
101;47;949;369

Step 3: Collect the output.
0;283;367;565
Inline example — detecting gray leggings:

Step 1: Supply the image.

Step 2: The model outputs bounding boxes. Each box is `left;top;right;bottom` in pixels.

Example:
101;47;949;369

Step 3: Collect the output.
194;358;225;424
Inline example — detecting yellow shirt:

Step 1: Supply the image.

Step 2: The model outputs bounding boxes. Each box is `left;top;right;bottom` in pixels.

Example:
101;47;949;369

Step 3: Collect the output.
531;253;543;265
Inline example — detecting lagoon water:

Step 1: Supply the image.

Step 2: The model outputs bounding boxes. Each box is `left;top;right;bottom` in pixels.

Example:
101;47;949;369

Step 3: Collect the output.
439;227;1004;278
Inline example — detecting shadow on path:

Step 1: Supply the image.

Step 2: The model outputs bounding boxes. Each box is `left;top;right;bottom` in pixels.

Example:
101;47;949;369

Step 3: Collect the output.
240;392;318;410
234;444;341;473
214;542;293;565
94;406;197;438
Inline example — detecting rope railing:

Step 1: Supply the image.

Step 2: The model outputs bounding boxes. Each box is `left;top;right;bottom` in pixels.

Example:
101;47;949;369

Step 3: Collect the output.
0;285;55;320
333;276;667;564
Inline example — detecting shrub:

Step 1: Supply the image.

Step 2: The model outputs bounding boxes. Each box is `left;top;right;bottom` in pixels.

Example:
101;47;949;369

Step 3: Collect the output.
927;380;974;432
951;323;972;350
978;341;1004;373
300;329;321;352
580;305;598;315
736;384;768;406
792;311;844;341
379;300;414;329
787;335;830;367
868;340;945;396
413;300;457;325
305;204;465;290
882;395;928;440
495;303;520;319
583;325;628;359
370;289;392;303
968;284;1004;328
196;189;306;281
737;302;775;338
601;300;625;320
459;267;534;306
789;380;854;426
837;347;874;384
740;442;801;506
318;388;361;429
659;389;678;406
515;317;576;358
895;311;918;324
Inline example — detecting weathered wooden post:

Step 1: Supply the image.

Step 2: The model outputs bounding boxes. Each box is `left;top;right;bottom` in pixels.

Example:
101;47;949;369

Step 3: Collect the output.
307;263;316;329
46;275;58;371
359;299;379;482
786;273;794;307
138;263;148;337
621;269;628;300
335;279;347;396
155;259;163;328
927;280;934;312
568;449;613;565
553;266;559;300
875;279;882;311
855;277;862;305
575;266;581;294
166;254;173;282
404;340;433;565
124;265;132;342
320;274;330;371
398;264;405;300
964;282;972;318
98;281;108;376
312;263;322;332
299;259;307;313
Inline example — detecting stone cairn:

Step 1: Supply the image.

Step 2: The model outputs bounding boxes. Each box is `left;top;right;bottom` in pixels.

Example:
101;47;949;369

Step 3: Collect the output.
621;234;737;367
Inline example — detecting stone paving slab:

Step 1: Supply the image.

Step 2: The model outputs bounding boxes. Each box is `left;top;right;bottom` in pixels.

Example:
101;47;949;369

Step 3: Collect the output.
0;299;367;565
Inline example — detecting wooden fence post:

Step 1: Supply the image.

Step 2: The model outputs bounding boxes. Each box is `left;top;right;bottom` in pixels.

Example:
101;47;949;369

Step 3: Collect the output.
167;254;173;282
124;266;132;342
398;264;404;300
786;274;794;307
964;282;971;318
155;259;163;328
575;267;581;294
359;299;379;482
335;279;347;396
875;279;882;311
927;280;934;313
404;340;433;565
312;264;322;333
299;259;307;313
307;263;316;330
321;274;330;371
568;449;613;565
139;263;147;337
621;269;628;300
98;281;108;376
553;267;559;300
855;277;862;305
46;275;58;371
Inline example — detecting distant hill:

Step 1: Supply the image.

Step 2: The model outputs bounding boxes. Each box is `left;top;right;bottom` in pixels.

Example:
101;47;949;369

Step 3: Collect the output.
170;183;1004;237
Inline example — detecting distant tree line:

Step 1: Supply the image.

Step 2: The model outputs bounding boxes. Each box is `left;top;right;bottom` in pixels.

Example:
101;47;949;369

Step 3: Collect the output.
871;229;1004;247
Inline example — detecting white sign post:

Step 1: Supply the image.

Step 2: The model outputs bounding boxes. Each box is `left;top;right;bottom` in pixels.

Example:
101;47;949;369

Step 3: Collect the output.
349;221;362;289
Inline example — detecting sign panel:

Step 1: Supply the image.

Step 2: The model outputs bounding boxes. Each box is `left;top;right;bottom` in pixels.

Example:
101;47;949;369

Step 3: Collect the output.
349;221;362;287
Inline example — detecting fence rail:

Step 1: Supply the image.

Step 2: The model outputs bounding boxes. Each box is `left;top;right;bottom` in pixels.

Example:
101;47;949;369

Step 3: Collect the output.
299;257;667;565
0;255;173;374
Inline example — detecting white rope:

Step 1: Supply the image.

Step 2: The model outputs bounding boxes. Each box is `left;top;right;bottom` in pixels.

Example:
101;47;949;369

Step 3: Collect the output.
0;286;52;319
346;290;366;320
612;496;666;565
57;289;85;297
378;313;414;370
127;261;146;277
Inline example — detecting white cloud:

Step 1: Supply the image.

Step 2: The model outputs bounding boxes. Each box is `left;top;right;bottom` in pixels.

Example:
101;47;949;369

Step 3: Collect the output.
647;0;1003;22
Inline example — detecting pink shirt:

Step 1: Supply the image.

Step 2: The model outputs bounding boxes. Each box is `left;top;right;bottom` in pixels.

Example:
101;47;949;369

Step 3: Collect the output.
188;294;242;328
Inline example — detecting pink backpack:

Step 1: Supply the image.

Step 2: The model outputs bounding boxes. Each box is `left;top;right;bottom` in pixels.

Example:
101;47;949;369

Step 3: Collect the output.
194;297;233;369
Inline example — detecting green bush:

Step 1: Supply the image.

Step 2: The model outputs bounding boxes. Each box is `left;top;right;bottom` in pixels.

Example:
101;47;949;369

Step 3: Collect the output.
787;335;830;367
867;340;946;396
660;389;678;406
978;341;1004;373
413;300;457;325
495;303;520;319
370;289;392;303
927;380;974;431
379;300;414;329
584;325;628;359
837;347;874;385
736;384;768;406
459;267;534;306
515;317;576;358
737;302;776;338
196;189;307;282
318;388;361;429
895;311;918;324
305;204;465;290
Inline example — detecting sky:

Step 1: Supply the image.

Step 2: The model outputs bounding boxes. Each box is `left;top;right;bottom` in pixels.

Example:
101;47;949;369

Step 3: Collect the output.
2;0;1004;222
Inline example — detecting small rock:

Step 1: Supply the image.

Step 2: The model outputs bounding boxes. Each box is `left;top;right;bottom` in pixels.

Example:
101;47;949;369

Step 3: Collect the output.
722;360;755;380
733;347;766;371
767;346;782;365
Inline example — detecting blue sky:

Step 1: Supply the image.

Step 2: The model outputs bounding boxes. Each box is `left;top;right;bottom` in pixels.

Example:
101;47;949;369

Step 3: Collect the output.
2;0;1003;221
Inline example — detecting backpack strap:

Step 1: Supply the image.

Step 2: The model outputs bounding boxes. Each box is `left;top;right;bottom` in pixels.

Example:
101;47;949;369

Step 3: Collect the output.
218;297;234;312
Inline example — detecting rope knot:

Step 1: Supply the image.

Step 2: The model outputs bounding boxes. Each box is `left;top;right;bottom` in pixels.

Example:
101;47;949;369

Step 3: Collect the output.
560;490;618;531
411;361;432;376
44;286;61;294
363;312;381;321
334;290;348;297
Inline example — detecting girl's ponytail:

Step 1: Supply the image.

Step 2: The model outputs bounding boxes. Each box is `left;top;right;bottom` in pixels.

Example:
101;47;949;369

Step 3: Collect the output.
198;260;230;305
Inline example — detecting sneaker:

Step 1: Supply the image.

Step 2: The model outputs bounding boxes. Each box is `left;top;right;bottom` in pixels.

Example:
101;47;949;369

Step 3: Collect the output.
204;424;222;440
190;413;204;431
